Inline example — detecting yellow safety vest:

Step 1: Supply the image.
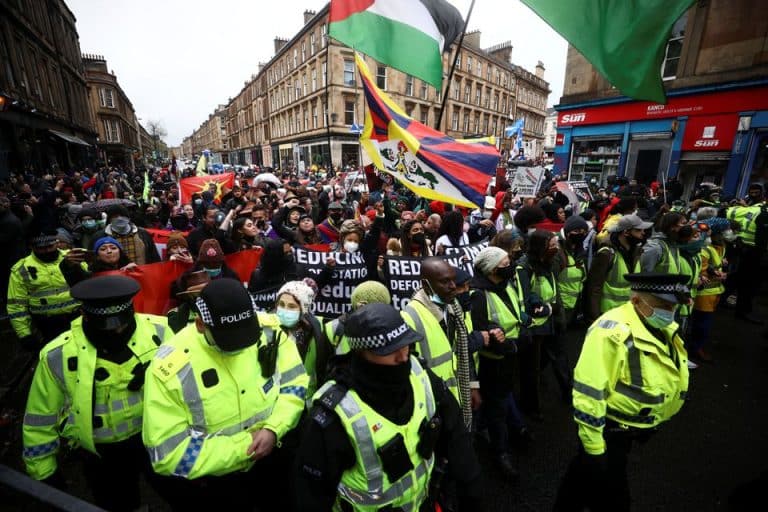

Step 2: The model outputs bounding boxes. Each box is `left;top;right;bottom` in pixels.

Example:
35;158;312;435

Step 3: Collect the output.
678;253;701;317
7;251;82;338
402;301;459;403
142;323;308;479
598;246;640;313
529;270;556;327
22;314;169;480
728;205;762;247
481;282;524;360
316;357;435;512
654;240;680;274
558;251;586;310
573;303;689;455
698;245;725;296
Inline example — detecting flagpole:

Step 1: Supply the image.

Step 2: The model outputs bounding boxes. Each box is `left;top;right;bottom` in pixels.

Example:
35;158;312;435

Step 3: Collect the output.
435;0;476;131
325;36;333;169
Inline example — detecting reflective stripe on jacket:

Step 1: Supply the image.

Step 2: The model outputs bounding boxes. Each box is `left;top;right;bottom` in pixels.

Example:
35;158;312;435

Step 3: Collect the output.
599;247;640;313
22;314;168;480
142;323;308;479
572;303;689;455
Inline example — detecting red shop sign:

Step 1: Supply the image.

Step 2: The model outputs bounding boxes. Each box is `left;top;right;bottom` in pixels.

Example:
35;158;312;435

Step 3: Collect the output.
557;86;768;127
681;114;738;151
555;133;564;146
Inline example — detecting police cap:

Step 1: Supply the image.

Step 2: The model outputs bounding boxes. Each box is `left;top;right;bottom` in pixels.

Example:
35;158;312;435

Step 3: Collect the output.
195;278;260;352
345;303;420;355
624;272;690;304
70;275;140;315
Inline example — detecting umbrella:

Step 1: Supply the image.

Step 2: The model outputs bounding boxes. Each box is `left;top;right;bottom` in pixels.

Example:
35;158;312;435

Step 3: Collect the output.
81;198;136;212
253;172;281;188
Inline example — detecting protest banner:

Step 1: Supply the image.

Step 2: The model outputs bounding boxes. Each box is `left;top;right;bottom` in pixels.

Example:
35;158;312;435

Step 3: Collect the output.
509;166;546;197
555;181;593;215
146;228;190;258
293;247;368;318
385;239;489;309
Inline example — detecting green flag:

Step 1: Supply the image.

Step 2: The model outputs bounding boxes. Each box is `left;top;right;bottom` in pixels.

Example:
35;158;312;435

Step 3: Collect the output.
522;0;695;104
142;170;150;202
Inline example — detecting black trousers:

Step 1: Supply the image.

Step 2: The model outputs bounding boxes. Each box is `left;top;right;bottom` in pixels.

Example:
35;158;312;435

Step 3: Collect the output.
153;446;292;512
518;335;541;414
81;434;155;512
736;246;762;315
553;425;656;512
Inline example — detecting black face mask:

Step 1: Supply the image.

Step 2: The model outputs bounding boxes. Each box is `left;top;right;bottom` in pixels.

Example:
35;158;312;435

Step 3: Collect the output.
330;213;342;223
457;292;472;311
568;233;587;246
626;234;644;248
283;253;294;265
496;265;516;280
34;250;59;263
351;353;411;393
83;314;136;354
411;232;426;245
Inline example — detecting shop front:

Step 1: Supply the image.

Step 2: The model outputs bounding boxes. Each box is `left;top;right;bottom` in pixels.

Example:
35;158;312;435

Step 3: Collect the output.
555;82;768;196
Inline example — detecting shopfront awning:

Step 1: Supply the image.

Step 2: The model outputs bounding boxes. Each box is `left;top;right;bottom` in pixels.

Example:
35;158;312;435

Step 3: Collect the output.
49;130;91;146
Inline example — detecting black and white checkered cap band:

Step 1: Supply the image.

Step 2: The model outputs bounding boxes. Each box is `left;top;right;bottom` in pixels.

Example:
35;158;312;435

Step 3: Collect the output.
347;322;409;351
195;295;259;326
630;282;690;295
82;301;133;315
32;235;58;247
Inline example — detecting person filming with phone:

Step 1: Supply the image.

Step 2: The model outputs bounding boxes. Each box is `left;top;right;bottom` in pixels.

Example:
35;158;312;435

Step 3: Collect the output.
60;236;138;286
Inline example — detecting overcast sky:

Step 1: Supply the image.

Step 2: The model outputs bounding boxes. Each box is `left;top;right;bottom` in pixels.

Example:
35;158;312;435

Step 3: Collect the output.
68;0;567;146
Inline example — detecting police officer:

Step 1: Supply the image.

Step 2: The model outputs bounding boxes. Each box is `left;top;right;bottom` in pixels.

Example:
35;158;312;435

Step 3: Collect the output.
22;275;169;511
555;273;691;512
8;231;82;349
294;303;483;512
325;280;392;355
142;278;308;510
727;184;768;324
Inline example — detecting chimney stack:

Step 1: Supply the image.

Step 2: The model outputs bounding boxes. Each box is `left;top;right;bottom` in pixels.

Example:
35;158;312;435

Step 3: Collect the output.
274;37;289;54
304;10;316;24
463;29;481;49
535;61;545;79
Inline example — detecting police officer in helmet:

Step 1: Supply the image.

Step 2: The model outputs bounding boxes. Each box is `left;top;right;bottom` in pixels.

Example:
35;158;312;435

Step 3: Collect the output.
294;303;483;512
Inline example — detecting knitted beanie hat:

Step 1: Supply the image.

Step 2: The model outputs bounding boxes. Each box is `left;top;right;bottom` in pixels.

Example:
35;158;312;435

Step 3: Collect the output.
277;279;316;314
166;232;189;251
564;215;589;234
351;281;391;309
196;239;224;266
94;236;123;253
339;219;364;241
701;216;731;235
474;246;508;276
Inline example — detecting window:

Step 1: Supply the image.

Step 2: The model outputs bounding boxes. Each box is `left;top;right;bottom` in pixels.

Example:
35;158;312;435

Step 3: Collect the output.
482;114;488;134
344;100;355;125
322;61;327;87
344;60;355;86
310;33;316;55
313;106;318;128
312;69;317;92
662;13;688;80
304;109;309;131
492;93;499;111
103;119;120;142
301;41;306;62
452;79;459;100
451;110;459;131
476;60;482;76
303;74;307;96
406;75;414;96
474;112;480;132
295;80;301;99
484;87;490;108
293;49;298;68
420;110;429;125
29;48;42;97
2;36;16;87
295;113;300;133
475;87;481;105
464;83;471;103
99;87;115;108
420;81;428;100
487;65;492;82
14;38;29;92
466;55;472;72
376;66;387;90
321;23;327;48
463;112;470;132
323;101;327;126
456;52;461;68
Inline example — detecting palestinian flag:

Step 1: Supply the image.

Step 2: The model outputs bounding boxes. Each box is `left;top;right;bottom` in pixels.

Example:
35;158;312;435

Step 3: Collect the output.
329;0;464;90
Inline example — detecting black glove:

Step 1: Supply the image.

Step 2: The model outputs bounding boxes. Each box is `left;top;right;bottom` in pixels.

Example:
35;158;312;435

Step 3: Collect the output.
582;452;608;483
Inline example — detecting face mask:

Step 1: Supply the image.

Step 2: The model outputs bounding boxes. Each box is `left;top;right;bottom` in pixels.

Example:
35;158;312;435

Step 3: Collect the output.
204;267;222;277
627;235;644;248
496;265;516;280
722;229;737;242
276;307;301;328
640;300;676;329
111;216;131;235
424;281;444;305
411;232;426;245
689;213;697;221
82;219;97;230
330;213;342;223
568;233;587;245
344;241;359;253
680;238;707;254
34;250;59;263
482;210;492;219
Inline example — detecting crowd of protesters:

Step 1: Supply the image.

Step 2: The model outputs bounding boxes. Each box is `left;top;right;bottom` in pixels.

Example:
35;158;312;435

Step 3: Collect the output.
1;159;767;510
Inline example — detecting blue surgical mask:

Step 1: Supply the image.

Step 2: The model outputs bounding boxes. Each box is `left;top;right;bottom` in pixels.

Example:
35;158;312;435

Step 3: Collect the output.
641;300;676;329
276;307;301;327
204;267;222;277
680;238;707;254
82;219;97;230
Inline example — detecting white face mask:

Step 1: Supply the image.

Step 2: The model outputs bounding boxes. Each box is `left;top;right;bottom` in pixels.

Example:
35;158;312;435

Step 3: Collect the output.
722;230;737;242
344;241;359;253
586;220;594;230
482;211;492;219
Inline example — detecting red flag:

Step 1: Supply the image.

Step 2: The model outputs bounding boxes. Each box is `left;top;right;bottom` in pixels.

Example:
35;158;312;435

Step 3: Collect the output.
303;243;332;252
97;261;190;315
179;172;235;204
225;248;263;284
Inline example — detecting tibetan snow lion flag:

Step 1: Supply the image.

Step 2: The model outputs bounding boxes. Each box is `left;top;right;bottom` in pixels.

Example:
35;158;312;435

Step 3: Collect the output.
179;172;235;205
329;0;464;91
356;54;498;208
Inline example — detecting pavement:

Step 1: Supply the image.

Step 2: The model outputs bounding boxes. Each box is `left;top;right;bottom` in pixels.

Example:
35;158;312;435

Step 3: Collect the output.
1;294;766;511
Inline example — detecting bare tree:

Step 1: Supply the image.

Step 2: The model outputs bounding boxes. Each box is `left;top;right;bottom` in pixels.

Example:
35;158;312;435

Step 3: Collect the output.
145;120;168;156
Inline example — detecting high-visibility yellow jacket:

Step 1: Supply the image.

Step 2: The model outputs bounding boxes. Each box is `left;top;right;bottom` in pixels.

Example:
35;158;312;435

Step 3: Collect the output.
22;314;169;480
479;282;523;360
325;317;351;356
7;251;82;338
315;356;435;511
558;250;586;310
401;300;459;403
572;302;689;455
142;323;308;479
728;204;763;246
678;253;702;317
597;246;640;313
